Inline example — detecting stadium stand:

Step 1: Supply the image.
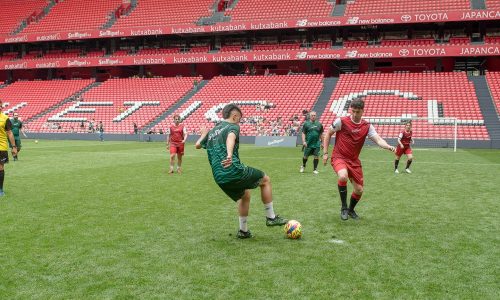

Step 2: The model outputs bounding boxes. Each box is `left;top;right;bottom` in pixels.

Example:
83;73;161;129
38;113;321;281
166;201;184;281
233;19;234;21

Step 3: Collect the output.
344;0;471;15
0;0;47;35
320;72;489;140
111;0;214;28
226;0;334;21
29;77;201;134
485;36;500;44
0;79;94;120
485;72;500;117
152;75;324;136
23;0;122;33
486;0;500;9
0;52;19;61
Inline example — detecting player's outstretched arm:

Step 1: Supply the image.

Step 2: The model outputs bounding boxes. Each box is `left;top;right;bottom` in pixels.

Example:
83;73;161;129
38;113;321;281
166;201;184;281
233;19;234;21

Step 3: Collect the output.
195;127;208;149
370;134;395;152
322;128;335;165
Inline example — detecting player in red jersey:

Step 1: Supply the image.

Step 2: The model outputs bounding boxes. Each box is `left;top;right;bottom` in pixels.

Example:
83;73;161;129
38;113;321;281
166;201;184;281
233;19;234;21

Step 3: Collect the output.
322;99;395;221
394;121;414;174
166;114;188;174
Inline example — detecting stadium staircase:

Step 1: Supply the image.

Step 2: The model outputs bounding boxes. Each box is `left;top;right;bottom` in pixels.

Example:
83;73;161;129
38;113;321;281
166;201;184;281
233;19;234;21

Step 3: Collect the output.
197;1;232;25
470;0;487;9
312;77;338;119
197;11;231;25
469;75;500;139
101;1;137;29
11;0;58;35
141;80;209;133
331;2;345;17
25;81;101;124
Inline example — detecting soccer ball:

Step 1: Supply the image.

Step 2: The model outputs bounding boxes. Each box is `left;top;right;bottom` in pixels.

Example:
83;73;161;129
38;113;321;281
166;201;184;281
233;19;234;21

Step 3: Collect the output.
284;220;302;239
35;140;38;144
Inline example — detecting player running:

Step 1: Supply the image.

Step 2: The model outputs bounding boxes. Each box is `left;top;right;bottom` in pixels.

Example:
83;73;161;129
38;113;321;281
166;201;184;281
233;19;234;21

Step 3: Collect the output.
196;104;288;239
9;112;27;161
300;111;323;174
166;114;188;174
322;99;395;221
394;121;414;174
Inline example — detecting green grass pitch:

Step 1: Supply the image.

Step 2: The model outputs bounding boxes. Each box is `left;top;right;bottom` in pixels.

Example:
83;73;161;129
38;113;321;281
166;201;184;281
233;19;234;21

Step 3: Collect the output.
0;140;499;298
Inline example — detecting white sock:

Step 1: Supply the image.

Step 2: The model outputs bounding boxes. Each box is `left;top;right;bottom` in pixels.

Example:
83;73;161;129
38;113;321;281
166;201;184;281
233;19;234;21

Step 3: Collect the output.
264;202;276;219
239;216;248;232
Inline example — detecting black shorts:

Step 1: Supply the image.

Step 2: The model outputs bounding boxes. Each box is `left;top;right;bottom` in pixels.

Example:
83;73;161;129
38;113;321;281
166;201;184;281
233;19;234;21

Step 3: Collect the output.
303;146;320;157
218;167;265;201
0;151;8;164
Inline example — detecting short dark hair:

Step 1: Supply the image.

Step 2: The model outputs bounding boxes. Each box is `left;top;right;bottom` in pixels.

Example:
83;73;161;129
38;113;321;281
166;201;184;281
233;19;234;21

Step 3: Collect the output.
350;99;365;110
222;103;242;119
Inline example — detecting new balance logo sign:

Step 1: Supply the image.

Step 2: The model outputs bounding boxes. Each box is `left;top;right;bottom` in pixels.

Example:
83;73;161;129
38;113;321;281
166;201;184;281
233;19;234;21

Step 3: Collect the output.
345;50;358;58
346;17;359;25
399;49;410;56
296;19;308;27
296;52;308;59
401;15;412;22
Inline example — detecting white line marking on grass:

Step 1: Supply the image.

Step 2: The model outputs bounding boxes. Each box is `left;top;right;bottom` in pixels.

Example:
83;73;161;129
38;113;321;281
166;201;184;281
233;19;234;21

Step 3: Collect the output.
328;239;346;244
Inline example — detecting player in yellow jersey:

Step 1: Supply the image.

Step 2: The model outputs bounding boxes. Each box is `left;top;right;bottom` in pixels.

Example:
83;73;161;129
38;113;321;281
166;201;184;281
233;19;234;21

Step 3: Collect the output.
0;100;18;196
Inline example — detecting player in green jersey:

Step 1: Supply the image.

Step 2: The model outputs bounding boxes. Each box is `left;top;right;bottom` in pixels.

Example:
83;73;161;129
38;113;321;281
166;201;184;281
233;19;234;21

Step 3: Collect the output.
300;111;324;174
196;104;288;239
9;113;27;161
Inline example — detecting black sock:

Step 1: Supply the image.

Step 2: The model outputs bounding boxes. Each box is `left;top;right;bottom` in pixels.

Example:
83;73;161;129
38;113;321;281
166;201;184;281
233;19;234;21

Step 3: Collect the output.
406;159;412;169
338;184;347;209
0;170;4;190
395;159;399;170
302;158;307;167
349;197;359;211
313;158;319;170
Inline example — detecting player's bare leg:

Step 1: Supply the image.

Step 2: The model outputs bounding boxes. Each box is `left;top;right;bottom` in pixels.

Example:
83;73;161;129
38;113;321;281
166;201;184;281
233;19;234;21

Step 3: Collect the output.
405;153;413;173
177;154;183;174
237;190;252;238
169;153;175;174
259;175;287;226
0;164;4;196
349;181;364;220
337;169;349;220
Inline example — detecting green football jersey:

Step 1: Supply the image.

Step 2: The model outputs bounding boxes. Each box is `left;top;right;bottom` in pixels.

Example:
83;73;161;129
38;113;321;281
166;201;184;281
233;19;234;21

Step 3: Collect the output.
201;121;250;184
302;120;323;148
10;118;22;138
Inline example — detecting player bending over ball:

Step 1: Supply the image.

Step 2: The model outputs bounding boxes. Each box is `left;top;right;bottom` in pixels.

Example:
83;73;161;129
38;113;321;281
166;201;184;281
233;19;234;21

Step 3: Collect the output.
196;104;288;239
322;99;395;221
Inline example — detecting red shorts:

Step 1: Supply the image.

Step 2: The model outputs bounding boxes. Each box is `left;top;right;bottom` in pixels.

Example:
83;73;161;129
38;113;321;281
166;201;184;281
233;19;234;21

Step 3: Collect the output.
331;156;364;186
170;144;185;155
396;146;412;157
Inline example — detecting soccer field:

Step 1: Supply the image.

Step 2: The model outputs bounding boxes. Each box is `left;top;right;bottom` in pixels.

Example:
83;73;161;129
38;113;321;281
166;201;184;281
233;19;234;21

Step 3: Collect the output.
0;140;499;298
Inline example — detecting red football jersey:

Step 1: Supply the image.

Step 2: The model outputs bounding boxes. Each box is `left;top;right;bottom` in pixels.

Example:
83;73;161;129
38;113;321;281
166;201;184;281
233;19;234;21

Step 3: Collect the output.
169;124;185;146
399;130;412;147
331;116;376;160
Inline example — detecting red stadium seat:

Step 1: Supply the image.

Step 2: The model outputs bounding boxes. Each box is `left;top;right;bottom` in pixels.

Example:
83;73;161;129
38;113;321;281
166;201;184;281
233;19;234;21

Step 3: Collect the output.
320;72;488;140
